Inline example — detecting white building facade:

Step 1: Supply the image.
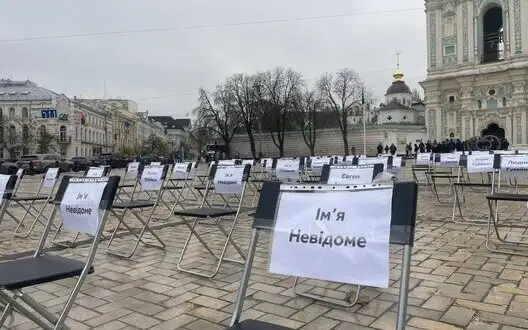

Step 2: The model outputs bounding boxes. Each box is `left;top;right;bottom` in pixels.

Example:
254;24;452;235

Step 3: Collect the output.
421;0;528;145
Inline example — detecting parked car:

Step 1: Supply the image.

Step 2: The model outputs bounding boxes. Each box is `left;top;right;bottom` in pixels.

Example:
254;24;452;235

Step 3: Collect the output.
0;159;20;175
97;153;128;168
17;154;74;174
70;157;91;171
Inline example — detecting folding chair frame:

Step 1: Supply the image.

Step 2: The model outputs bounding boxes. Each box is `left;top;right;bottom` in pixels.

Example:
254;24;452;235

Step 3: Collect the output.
176;164;251;279
0;176;120;330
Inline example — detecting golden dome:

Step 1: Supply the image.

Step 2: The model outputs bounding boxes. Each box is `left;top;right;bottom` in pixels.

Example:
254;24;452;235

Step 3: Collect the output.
393;69;404;81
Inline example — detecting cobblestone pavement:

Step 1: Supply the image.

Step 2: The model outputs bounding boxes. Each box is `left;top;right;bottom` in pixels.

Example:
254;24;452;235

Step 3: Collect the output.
1;168;528;329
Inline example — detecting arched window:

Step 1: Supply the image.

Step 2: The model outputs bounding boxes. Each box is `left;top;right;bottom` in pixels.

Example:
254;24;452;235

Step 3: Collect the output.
482;6;504;63
8;125;16;141
9;107;15;119
60;125;67;142
502;97;507;107
22;125;29;141
21;107;29;118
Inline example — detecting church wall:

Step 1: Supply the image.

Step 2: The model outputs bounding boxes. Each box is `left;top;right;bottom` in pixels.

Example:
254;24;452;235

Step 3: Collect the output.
224;127;427;157
385;93;412;107
378;110;417;125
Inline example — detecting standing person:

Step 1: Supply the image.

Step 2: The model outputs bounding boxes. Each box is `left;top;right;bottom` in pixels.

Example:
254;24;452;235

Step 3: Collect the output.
350;146;356;156
384;145;389;154
389;143;397;155
377;143;383;155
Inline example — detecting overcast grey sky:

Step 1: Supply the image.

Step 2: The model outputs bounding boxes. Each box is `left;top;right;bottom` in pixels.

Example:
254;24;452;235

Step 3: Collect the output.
0;0;426;117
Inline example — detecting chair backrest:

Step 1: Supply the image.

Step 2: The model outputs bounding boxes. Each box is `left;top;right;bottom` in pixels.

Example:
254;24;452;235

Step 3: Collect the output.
309;157;332;175
433;153;460;168
171;162;193;180
139;165;169;191
356;156;389;169
415;153;432;166
56;176;121;235
459;154;495;173
42;167;61;189
210;164;251;194
274;158;302;182
127;161;140;175
493;153;528;184
320;164;384;185
0;174;18;200
85;166;111;178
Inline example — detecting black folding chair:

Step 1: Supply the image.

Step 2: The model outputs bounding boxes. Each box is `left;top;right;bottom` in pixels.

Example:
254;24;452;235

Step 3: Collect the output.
84;166;111;178
0;175;120;330
0;174;20;227
8;167;61;238
106;164;169;258
227;180;418;330
174;163;251;278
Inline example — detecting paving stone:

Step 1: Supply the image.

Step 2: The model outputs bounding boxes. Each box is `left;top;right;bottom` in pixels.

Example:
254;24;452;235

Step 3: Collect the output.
441;306;475;327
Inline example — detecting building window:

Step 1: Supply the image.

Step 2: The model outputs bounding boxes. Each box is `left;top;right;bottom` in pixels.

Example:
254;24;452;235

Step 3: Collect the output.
60;125;67;142
502;97;507;106
444;45;456;56
21;107;28;118
477;100;482;109
9;107;15;119
0;108;3;118
22;125;29;141
449;96;455;103
487;98;498;109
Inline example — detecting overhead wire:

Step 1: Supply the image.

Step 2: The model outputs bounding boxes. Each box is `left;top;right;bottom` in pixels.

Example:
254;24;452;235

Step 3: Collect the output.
0;7;422;43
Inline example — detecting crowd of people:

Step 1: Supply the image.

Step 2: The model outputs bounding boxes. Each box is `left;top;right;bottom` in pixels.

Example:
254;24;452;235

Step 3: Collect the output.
375;137;510;157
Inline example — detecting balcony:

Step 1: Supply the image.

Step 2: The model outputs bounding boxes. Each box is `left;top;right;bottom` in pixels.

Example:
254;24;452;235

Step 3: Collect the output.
57;135;72;144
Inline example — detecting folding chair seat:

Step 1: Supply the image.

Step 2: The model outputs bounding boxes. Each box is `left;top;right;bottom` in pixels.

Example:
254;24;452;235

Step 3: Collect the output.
452;153;495;224
0;175;120;330
174;207;237;218
227;181;418;330
485;153;528;256
106;164;170;259
176;163;251;278
112;200;155;209
7;167;61;238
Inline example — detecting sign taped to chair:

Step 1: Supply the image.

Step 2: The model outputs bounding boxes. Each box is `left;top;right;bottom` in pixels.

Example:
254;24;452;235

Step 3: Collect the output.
172;162;190;179
358;157;387;169
466;154;494;173
269;188;392;288
128;162;140;174
0;174;11;199
140;165;164;191
150;162;162;166
86;167;105;178
214;165;245;194
327;166;375;185
500;155;528;178
438;153;460;167
416;153;431;166
275;159;300;181
390;157;403;173
311;158;331;174
59;180;108;235
43;168;59;188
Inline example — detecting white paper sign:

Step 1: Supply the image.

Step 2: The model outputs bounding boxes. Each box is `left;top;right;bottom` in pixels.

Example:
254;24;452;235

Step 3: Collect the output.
150;162;161;166
43;168;59;188
140;165;164;191
242;159;254;166
466;154;494;173
59;180;108;235
311;158;331;175
127;162;140;174
0;174;11;200
86;167;105;178
327;166;375;185
269;188;392;288
500;155;528;178
172;162;190;179
218;159;236;166
416;153;431;166
390;157;403;173
214;165;245;194
438;153;460;167
358;157;388;170
275;159;300;181
16;168;23;178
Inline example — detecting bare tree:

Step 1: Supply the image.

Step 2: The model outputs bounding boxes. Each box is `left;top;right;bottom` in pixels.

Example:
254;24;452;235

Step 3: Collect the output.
412;88;423;102
225;73;259;159
293;88;323;156
195;84;240;157
318;69;366;156
258;67;303;157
